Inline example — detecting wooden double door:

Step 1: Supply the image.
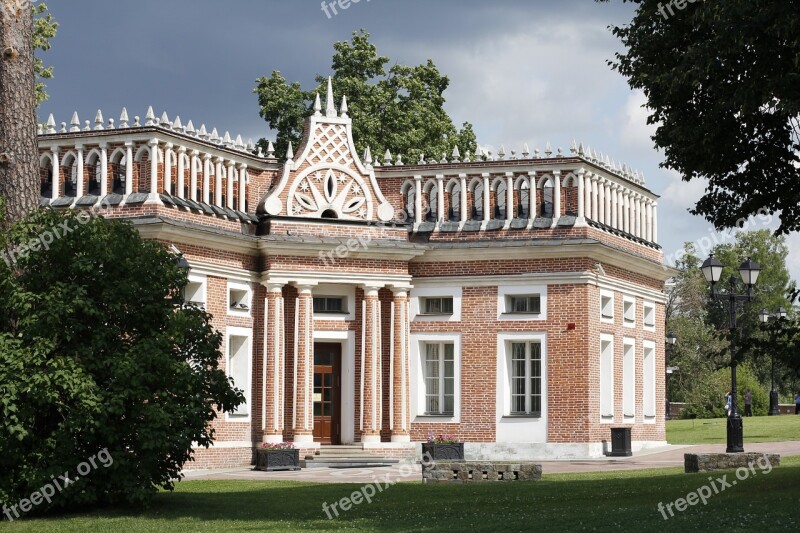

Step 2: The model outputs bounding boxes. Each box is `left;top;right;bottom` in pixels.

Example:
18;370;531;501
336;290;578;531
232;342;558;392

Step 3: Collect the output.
312;343;341;445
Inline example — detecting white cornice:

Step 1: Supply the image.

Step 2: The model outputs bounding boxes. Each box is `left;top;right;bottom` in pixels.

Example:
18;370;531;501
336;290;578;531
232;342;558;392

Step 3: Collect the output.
262;269;413;289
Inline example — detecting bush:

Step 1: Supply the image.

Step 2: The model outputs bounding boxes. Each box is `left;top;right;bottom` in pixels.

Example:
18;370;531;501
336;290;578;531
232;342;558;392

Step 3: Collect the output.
681;364;769;419
0;209;243;514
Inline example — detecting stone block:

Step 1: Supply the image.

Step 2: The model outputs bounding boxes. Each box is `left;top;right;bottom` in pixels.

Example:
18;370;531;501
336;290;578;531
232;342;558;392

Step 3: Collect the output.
684;453;780;473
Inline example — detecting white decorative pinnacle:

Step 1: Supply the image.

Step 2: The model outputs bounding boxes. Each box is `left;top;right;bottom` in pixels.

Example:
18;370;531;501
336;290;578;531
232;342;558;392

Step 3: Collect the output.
340;95;348;118
384;149;393;166
173;116;184;133
267;140;275;158
497;145;506;160
160;112;171;128
223;131;232;147
545;142;553;157
570;139;578;155
286;141;294;160
313;93;322;117
186;120;195;135
70;112;80;132
210;128;219;142
364;146;373;165
94;110;104;130
396;153;403;165
451;145;461;162
59;122;66;133
108;118;115;130
83;120;91;131
37;123;43;135
235;134;244;149
325;76;336;118
522;143;530;158
145;106;156;126
119;107;129;128
133;115;141;127
474;146;482;161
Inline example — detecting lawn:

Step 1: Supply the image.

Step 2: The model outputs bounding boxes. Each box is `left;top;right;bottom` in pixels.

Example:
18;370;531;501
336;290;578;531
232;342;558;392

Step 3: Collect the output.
667;415;800;445
2;457;799;532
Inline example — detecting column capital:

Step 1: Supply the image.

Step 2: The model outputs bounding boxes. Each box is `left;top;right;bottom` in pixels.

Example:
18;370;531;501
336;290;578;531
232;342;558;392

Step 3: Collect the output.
124;140;134;148
214;156;224;164
264;282;284;293
413;174;423;182
361;285;382;297
99;141;108;150
165;142;174;150
177;145;187;154
226;160;236;169
74;143;84;151
295;284;315;295
552;169;562;177
390;287;409;299
435;174;444;182
590;173;599;182
148;138;159;147
237;162;248;170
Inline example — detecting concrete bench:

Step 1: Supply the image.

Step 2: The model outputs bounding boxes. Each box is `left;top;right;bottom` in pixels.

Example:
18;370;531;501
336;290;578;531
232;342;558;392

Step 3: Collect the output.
684;453;780;473
422;461;542;484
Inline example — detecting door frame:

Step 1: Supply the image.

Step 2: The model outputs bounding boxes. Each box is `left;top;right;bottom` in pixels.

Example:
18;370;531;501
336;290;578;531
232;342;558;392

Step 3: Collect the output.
313;331;355;444
313;342;342;445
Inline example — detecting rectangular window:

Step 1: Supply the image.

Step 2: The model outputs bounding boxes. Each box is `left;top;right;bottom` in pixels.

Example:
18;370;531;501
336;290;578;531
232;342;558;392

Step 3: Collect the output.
643;302;656;329
421;297;454;315
643;343;656;419
507;295;541;314
600;336;614;422
509;342;542;416
227;333;251;417
183;275;206;309
228;282;252;315
623;296;635;327
313;296;346;314
623;340;635;421
600;291;614;322
423;342;455;415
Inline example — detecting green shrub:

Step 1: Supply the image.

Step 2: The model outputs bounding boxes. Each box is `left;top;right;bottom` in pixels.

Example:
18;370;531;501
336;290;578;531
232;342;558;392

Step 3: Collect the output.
0;209;243;514
681;364;769;419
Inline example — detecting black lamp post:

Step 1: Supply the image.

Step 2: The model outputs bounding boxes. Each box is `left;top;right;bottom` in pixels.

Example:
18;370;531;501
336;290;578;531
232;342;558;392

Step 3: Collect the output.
759;307;787;416
665;332;677;420
701;254;761;453
176;254;190;305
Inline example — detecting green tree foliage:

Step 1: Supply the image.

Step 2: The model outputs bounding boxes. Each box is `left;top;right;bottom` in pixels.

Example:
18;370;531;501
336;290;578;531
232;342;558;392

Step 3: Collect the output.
254;30;477;162
599;0;800;233
0;209;243;511
33;2;57;106
681;365;769;419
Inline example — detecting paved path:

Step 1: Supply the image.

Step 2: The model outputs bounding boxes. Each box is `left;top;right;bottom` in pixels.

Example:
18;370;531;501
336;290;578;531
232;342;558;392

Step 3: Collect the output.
181;441;800;484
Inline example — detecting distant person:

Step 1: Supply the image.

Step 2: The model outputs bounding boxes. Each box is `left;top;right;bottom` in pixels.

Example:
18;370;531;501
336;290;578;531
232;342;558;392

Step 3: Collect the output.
795;393;800;415
725;392;732;417
744;389;752;417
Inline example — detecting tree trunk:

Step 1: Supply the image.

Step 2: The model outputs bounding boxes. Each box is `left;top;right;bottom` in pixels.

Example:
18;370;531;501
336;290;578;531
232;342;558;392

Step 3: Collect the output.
0;1;38;228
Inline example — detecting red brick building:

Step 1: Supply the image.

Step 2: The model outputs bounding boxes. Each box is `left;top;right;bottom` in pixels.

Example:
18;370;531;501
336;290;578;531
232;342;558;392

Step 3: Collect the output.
37;80;670;468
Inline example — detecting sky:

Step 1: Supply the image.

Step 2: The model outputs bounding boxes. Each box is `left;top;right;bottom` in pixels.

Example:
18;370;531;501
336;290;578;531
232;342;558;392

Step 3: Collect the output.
37;0;800;283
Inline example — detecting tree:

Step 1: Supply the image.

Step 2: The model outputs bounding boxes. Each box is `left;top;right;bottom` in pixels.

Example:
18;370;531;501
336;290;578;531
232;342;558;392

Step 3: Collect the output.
254;30;477;162
0;209;244;511
0;0;39;226
600;0;800;234
32;2;57;106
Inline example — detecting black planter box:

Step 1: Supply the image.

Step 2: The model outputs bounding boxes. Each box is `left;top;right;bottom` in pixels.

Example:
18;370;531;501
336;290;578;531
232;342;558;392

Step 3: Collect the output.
422;442;465;461
608;428;632;457
255;448;300;471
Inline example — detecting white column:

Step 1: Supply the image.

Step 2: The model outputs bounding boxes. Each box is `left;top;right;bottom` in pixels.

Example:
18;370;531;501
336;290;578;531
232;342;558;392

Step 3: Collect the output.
623;191;630;233
604;182;612;226
189;151;199;201
652;203;658;244
598;177;605;224
590;175;599;221
576;169;585;221
617;188;624;230
634;195;641;238
177;147;186;199
436;174;445;222
528;172;537;220
124;142;133;196
164;143;173;195
482;173;491;222
414;175;423;224
226;161;235;209
239;164;248;211
50;147;60;199
552;171;561;226
75;145;84;198
99;143;108;198
611;185;618;229
148;139;159;195
202;154;212;204
459;174;468;223
505;173;514;221
215;158;224;207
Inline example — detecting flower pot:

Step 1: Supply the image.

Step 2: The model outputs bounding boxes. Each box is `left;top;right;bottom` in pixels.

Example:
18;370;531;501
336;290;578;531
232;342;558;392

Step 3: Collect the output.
255;448;300;471
422;442;464;461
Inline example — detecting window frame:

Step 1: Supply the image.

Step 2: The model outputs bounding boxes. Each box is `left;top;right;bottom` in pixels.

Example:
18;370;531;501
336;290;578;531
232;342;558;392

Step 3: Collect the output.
227;280;253;317
411;287;462;323
313;296;347;315
643;300;656;332
411;333;461;422
600;334;615;423
622;295;636;329
600;289;615;324
507;341;543;417
225;326;253;422
497;285;548;321
422;341;455;416
642;340;657;422
420;296;454;316
622;338;636;423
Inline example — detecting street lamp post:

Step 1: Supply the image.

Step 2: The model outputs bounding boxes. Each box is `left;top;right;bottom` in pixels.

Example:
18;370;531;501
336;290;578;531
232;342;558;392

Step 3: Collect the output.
665;332;677;420
759;307;787;416
701;255;761;454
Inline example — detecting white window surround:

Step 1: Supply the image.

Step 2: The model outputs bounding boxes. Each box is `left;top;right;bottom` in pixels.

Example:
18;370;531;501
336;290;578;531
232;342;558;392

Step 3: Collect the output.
184;273;207;309
622;295;636;329
314;330;356;443
496;332;548;443
497;284;547;321
623;338;636;423
226;326;253;422
600;289;614;324
227;280;253;318
643;301;656;332
642;340;657;423
312;284;356;321
600;334;615;424
410;286;462;322
410;332;461;423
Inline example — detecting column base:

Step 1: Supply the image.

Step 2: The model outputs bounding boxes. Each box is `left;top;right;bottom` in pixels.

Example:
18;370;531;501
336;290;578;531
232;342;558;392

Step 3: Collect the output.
293;433;314;444
144;193;163;205
263;434;284;444
391;434;411;443
361;434;381;444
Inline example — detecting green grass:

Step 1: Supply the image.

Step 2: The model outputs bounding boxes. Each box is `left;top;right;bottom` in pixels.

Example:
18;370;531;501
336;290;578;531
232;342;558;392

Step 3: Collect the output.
667;415;800;445
2;457;800;532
